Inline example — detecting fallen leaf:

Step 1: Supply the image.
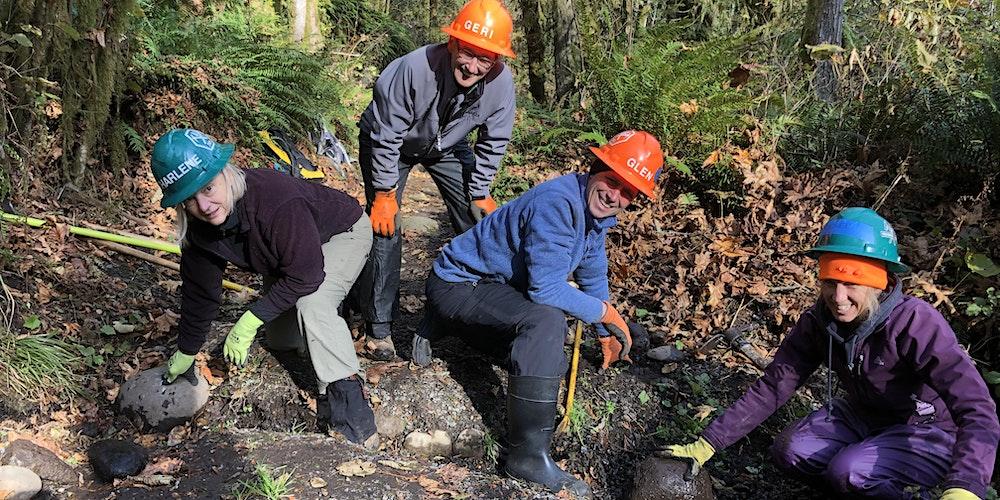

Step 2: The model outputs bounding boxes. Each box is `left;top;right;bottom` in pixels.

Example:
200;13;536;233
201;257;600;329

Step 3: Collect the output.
694;404;716;421
378;460;418;471
336;459;375;477
678;99;699;116
309;477;327;488
152;310;179;333
142;457;184;475
702;149;720;167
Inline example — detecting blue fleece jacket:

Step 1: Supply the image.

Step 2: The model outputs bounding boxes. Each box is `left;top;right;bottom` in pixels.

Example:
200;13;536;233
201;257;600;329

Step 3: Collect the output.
433;173;615;325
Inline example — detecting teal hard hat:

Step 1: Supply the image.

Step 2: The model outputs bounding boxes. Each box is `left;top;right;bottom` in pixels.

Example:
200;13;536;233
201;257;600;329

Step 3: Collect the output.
809;207;909;274
151;129;234;208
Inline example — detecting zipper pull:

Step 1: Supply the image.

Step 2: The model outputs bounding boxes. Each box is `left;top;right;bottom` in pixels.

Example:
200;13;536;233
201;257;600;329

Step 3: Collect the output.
437;135;442;152
856;353;864;376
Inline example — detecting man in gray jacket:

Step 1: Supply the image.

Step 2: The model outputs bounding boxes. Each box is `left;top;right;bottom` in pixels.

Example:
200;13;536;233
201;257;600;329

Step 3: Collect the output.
355;0;517;359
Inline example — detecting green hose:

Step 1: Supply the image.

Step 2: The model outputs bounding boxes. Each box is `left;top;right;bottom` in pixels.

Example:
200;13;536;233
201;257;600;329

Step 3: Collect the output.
1;211;181;255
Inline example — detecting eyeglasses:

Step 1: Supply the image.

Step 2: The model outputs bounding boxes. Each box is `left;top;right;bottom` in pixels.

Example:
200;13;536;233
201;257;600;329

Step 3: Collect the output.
457;45;498;71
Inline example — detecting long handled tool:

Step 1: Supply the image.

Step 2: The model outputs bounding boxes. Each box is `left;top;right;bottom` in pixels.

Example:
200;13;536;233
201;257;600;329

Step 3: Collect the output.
557;319;584;433
2;210;255;294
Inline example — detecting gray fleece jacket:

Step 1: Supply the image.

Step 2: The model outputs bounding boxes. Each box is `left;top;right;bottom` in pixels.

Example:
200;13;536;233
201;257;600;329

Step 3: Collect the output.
359;43;516;198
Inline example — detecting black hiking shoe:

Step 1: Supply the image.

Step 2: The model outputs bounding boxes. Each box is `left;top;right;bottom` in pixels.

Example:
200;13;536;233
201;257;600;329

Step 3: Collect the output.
504;375;592;498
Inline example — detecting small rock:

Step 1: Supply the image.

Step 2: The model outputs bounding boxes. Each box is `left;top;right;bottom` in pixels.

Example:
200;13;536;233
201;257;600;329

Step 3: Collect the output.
1;439;77;484
646;345;688;362
403;431;435;457
88;440;148;482
453;428;484;459
400;216;440;235
117;365;209;432
429;430;452;457
630;456;714;500
0;465;42;500
374;412;406;439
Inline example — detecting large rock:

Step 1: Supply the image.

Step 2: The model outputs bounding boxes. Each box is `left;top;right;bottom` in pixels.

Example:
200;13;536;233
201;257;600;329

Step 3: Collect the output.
429;430;452;457
630;456;713;500
0;465;42;500
1;439;77;484
117;365;209;431
646;345;688;362
88;440;148;482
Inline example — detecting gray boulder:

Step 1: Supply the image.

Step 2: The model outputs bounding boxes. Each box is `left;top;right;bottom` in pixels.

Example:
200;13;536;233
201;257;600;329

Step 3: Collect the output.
117;365;209;431
88;440;148;482
0;465;42;500
630;456;714;500
646;345;688;362
374;411;406;439
1;439;77;484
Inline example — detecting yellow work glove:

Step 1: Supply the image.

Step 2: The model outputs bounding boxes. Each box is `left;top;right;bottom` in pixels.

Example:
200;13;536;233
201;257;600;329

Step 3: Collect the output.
940;488;980;500
654;437;716;480
370;189;399;237
163;351;196;384
223;311;264;366
470;195;498;222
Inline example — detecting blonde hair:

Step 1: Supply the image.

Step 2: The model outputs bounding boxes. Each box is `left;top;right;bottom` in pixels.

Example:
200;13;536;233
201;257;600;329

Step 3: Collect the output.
174;164;247;246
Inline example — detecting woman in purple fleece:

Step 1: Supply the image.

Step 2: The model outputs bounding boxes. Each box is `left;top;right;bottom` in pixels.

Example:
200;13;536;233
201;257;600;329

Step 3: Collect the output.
662;208;999;499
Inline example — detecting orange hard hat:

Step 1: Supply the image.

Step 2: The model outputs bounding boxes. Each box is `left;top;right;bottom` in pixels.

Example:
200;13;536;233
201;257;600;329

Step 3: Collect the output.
589;130;664;198
441;0;516;58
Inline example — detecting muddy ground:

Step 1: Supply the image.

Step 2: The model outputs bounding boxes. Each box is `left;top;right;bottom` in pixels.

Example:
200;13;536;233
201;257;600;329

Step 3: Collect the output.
1;167;838;499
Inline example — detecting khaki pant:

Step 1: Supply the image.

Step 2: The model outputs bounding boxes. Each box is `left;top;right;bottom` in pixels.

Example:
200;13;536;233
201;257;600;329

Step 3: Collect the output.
264;214;372;394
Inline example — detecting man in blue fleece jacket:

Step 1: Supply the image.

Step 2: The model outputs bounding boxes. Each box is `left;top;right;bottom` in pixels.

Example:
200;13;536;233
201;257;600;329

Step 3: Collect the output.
413;130;664;497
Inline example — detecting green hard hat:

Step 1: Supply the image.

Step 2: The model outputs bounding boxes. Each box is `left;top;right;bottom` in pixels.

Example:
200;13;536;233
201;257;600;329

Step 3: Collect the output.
809;207;909;274
151;129;234;208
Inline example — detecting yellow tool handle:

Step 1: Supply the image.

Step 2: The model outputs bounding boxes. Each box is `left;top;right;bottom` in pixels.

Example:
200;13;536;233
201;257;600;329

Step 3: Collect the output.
558;319;584;433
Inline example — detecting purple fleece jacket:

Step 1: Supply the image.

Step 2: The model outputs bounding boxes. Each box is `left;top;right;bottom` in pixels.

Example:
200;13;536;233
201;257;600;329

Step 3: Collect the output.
702;295;1000;496
175;169;363;354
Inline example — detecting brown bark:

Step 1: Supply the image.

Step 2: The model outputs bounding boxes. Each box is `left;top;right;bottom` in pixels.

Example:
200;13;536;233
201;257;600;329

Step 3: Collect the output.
554;0;579;103
803;0;846;102
521;0;547;103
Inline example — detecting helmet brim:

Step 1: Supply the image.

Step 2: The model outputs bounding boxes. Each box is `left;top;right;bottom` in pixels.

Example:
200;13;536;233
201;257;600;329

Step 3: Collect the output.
807;245;910;274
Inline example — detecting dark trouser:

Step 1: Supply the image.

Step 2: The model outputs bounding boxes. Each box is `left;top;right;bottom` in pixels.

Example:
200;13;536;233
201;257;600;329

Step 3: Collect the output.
356;134;478;333
423;272;569;377
770;398;955;499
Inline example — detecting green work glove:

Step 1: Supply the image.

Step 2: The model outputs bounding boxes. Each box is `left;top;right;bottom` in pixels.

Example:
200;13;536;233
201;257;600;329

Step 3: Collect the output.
223;311;264;366
163;351;196;385
940;488;980;500
655;437;716;480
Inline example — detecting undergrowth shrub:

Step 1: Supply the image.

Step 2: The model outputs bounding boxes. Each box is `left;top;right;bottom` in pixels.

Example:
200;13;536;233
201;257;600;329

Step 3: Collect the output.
132;1;355;142
323;0;416;69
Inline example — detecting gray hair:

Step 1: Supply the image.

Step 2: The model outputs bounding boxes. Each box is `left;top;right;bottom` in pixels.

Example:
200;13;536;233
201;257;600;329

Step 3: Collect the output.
173;164;247;247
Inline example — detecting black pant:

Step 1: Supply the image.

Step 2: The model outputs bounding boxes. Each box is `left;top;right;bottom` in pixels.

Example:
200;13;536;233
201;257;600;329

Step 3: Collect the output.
424;272;569;377
356;135;478;328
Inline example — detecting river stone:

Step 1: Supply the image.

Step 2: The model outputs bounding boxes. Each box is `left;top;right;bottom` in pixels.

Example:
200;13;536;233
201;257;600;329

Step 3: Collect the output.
0;466;41;500
88;440;149;482
117;365;209;431
403;431;435;457
1;439;77;484
374;411;406;439
400;216;439;235
630;456;713;500
429;430;452;457
453;428;484;459
646;345;688;362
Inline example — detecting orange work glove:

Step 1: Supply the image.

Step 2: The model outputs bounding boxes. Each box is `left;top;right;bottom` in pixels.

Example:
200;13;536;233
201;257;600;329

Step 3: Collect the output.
370;189;399;237
600;301;632;368
470;195;498;222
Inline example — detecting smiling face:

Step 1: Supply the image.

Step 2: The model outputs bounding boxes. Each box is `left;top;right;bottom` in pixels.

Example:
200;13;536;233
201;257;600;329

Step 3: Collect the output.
184;172;230;226
819;279;880;324
448;39;498;88
586;170;637;219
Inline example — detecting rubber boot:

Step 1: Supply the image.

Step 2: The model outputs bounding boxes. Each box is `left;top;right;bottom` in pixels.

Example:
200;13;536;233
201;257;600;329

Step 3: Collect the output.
504;375;592;498
328;376;378;447
365;322;396;361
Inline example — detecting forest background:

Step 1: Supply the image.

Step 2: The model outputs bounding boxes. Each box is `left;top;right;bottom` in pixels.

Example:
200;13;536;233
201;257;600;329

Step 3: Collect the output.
1;0;999;497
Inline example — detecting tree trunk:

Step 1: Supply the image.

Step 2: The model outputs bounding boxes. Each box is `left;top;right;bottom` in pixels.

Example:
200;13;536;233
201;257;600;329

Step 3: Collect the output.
803;0;845;103
554;0;579;103
521;0;547;103
291;0;321;48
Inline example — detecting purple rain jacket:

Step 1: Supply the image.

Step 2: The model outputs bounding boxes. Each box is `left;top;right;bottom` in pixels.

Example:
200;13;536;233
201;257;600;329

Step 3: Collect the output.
175;168;363;355
702;280;1000;496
